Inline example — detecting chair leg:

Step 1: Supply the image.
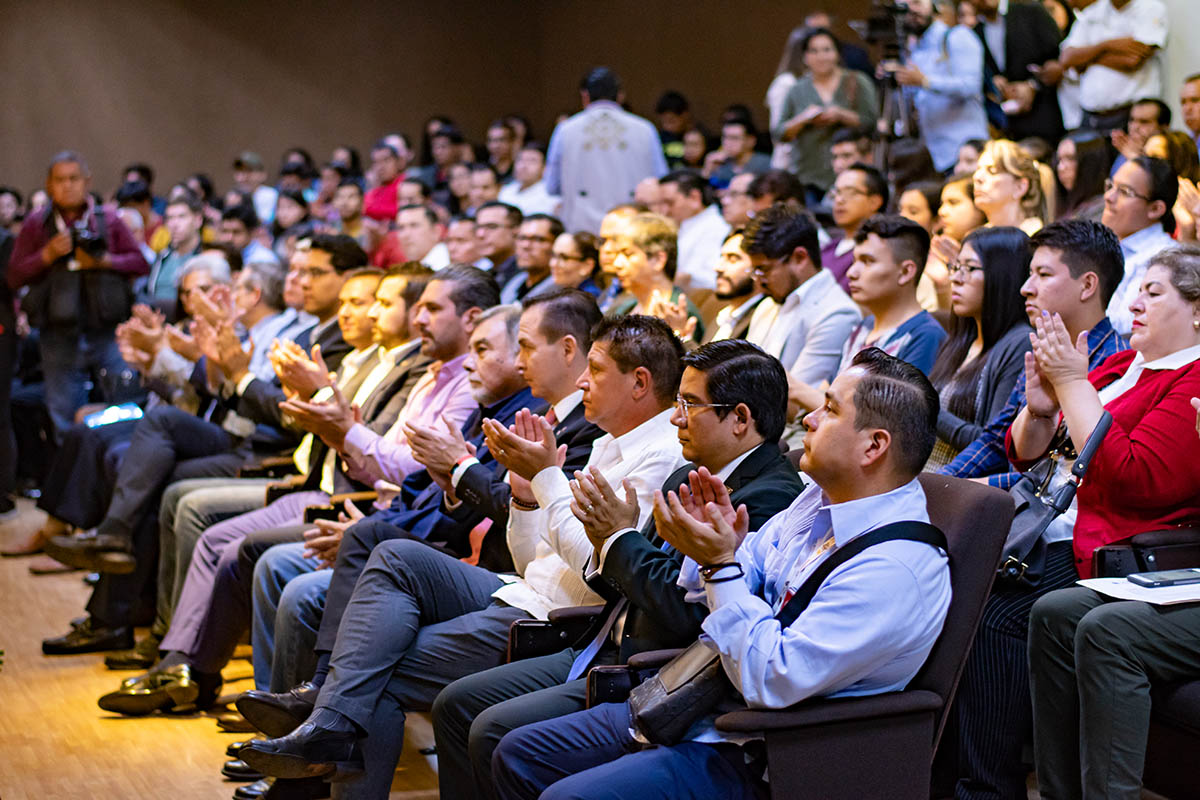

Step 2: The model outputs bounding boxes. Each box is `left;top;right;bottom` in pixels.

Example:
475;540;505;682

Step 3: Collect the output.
765;712;935;800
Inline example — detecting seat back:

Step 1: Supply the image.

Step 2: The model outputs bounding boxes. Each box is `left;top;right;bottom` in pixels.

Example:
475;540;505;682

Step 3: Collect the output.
913;473;1013;748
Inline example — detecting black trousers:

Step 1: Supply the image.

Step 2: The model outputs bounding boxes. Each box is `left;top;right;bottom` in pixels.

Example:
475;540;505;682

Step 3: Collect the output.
946;540;1078;800
36;418;139;528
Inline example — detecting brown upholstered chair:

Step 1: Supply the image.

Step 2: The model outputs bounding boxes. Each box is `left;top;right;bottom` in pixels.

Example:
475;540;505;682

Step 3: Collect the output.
706;473;1013;799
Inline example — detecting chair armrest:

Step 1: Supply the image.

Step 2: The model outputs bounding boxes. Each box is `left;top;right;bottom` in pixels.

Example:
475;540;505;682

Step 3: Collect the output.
548;605;605;623
265;478;306;505
627;649;685;670
715;689;943;733
1130;528;1200;547
239;456;300;479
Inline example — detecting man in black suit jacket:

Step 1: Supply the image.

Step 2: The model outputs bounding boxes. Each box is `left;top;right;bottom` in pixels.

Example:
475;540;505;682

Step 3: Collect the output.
972;0;1064;142
430;339;804;799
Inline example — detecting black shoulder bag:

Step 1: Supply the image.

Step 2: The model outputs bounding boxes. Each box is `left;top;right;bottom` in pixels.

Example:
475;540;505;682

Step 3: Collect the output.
627;520;947;746
998;410;1112;588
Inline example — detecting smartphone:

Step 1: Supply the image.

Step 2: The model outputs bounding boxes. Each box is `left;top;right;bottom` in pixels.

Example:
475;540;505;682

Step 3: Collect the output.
1127;568;1200;588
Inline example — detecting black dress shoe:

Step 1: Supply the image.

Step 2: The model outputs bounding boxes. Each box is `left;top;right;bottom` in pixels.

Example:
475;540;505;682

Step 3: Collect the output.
42;618;133;655
222;758;265;781
237;721;363;781
97;663;222;715
216;709;260;733
233;777;273;800
237;682;319;738
228;740;253;758
104;634;162;670
43;530;136;574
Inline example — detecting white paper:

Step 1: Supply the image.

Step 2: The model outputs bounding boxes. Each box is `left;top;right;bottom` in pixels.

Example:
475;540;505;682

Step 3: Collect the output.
1077;578;1200;606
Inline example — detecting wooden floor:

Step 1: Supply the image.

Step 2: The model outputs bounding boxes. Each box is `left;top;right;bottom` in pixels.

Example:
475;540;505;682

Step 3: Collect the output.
0;500;438;800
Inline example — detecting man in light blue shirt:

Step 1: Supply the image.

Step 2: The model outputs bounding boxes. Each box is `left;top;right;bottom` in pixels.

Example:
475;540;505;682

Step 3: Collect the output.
545;67;668;234
491;347;952;800
893;0;989;172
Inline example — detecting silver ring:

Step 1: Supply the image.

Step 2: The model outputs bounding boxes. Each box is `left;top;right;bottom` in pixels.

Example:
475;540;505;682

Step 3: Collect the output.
586;504;594;513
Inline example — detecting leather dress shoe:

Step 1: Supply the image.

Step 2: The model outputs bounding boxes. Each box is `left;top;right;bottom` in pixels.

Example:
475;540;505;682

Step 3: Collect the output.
104;634;162;670
42;618;133;655
233;777;272;800
97;663;221;715
237;682;319;738
262;777;330;799
222;758;265;781
237;721;363;781
228;740;253;758
43;530;135;574
216;709;259;733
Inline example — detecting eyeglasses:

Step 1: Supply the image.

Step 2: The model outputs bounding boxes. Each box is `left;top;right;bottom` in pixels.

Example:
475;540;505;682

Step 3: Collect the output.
1104;178;1151;202
948;260;985;277
477;222;513;231
675;395;736;416
829;186;870;200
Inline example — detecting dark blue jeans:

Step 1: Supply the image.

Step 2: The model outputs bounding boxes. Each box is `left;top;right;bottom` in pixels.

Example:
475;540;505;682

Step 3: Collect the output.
38;326;133;437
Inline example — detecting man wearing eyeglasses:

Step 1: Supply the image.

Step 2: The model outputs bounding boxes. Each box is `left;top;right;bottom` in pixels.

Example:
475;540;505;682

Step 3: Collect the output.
822;163;888;291
476;201;523;288
500;214;563;304
1101;155;1178;338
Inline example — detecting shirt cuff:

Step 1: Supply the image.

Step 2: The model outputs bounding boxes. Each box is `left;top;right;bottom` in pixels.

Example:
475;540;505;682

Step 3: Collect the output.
341;422;373;457
530;465;570;508
704;572;755;611
451;457;480;489
235;372;257;396
596;528;638;574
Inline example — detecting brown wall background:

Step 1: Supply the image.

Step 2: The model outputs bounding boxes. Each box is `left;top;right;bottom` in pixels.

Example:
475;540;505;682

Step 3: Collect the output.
0;0;871;196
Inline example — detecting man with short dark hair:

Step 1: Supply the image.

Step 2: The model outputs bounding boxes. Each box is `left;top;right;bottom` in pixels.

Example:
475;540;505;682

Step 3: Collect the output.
8;151;149;436
704;119;771;187
233;151;278;226
706;230;765;343
219;203;279;267
940;219;1127;489
332;178;367;248
659;170;730;292
747;169;806;215
446;216;490;269
487;120;518;183
823;163;888;291
654;89;695;166
468;163;502;215
491;347;951;800
499;142;562;217
395;204;449;270
546;67;669;233
141;191;204;317
501;214;564;303
476;201;523;287
1102;155;1177;337
829;127;875;178
432;339;804;798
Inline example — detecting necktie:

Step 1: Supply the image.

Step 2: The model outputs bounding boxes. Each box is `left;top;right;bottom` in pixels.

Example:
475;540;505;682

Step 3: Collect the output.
545;406;558;427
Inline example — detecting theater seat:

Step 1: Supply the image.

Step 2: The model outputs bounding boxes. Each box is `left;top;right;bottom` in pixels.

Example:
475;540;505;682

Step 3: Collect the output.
710;473;1011;800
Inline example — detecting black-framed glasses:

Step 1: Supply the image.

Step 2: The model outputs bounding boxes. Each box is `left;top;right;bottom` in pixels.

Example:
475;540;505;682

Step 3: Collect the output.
1104;178;1151;202
675;395;736;416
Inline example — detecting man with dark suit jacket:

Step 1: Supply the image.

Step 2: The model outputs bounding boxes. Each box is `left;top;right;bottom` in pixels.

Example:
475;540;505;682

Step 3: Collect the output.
971;0;1064;142
431;339;804;799
235;290;606;724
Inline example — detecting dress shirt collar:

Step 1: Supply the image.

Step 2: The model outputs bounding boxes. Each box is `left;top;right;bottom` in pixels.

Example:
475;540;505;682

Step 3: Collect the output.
715;294;762;328
1120;223;1173;257
714;445;757;484
814;477;930;548
597;406;677;465
339;344;378;377
309;316;337;345
1130;341;1200;373
789;267;836;310
552;389;584;424
678;204;722;237
834;236;856;257
379;339;420;366
1086;316;1120;354
429;352;468;381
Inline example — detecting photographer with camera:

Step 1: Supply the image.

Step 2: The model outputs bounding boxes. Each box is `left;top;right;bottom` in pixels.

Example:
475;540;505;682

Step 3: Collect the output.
886;0;989;173
8;150;149;437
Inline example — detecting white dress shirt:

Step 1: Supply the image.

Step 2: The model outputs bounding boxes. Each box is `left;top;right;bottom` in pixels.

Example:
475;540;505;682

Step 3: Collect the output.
709;295;762;343
494;407;686;620
676;478;951;742
420;241;451;271
1107;223;1177;338
746;268;862;386
1061;0;1167;113
676;205;731;291
498;179;562;217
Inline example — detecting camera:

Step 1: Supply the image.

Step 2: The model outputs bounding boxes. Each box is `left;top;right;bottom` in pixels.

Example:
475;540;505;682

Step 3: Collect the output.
72;220;107;259
852;0;917;61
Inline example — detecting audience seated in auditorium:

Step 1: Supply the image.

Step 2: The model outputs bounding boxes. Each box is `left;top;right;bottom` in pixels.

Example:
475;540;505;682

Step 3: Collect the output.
974;138;1047;234
500;214;563;304
489;347;950;800
548;231;600;296
497;141;562;218
657;170;730;293
476;201;522;287
609;213;704;342
824;162;888;291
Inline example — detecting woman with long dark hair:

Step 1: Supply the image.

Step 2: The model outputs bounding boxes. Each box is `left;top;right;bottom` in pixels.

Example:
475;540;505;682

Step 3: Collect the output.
925;226;1033;468
1054;130;1110;221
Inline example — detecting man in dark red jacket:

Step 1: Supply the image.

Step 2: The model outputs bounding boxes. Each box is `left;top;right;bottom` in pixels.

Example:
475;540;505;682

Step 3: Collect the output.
8;150;148;436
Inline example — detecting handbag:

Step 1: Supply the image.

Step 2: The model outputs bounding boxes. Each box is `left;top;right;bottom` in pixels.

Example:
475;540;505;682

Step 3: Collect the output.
627;521;947;746
998;410;1112;588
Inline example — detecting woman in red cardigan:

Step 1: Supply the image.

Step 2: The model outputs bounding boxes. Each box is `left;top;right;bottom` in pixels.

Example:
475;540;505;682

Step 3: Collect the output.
1010;247;1200;577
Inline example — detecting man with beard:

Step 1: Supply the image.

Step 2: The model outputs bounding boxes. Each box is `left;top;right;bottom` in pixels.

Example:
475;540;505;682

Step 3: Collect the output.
705;230;764;343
